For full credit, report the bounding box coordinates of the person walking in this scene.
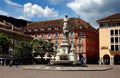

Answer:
[80,57,84,66]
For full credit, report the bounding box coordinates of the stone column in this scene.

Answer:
[99,58,104,65]
[110,57,114,65]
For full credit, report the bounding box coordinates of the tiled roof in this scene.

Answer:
[24,18,97,32]
[0,22,33,41]
[97,13,120,22]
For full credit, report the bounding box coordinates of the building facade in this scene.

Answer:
[24,17,99,64]
[0,20,33,65]
[97,13,120,65]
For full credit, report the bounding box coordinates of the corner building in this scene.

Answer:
[0,20,33,65]
[97,13,120,65]
[24,17,99,64]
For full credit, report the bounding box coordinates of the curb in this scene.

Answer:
[24,66,113,71]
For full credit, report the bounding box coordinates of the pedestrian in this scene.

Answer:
[15,61,19,68]
[0,60,2,65]
[80,57,84,65]
[9,60,13,67]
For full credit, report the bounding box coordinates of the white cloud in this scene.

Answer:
[23,3,58,18]
[0,10,8,15]
[49,0,64,4]
[67,0,120,28]
[4,0,22,7]
[17,16,29,20]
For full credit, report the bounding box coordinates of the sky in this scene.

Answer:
[0,0,120,28]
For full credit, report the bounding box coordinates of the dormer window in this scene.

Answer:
[41,28,45,31]
[34,28,38,32]
[48,27,51,30]
[55,27,59,30]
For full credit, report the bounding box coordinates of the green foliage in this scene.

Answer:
[31,39,54,57]
[0,33,11,54]
[13,41,32,58]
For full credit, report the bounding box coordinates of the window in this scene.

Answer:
[119,37,120,42]
[102,23,108,27]
[55,40,58,44]
[55,32,59,38]
[48,27,51,30]
[111,37,114,43]
[113,23,116,26]
[111,45,114,51]
[41,33,44,39]
[34,34,38,39]
[115,45,118,51]
[34,28,38,32]
[119,29,120,35]
[48,33,52,37]
[41,28,45,31]
[117,23,120,26]
[78,37,82,43]
[110,30,114,35]
[115,37,118,43]
[55,27,59,30]
[108,23,111,26]
[100,24,103,27]
[115,29,118,35]
[78,46,82,53]
[110,29,120,51]
[70,32,74,37]
[80,32,85,36]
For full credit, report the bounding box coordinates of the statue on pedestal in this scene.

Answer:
[63,15,69,40]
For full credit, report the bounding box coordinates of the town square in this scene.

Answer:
[0,0,120,78]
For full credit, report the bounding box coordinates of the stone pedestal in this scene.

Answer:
[69,52,75,61]
[55,40,70,61]
[52,15,76,64]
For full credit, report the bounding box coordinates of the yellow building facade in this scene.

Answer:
[98,13,120,65]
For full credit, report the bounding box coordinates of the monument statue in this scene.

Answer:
[63,15,69,40]
[52,15,76,65]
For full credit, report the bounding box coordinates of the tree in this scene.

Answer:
[12,41,32,64]
[0,33,11,55]
[31,39,54,58]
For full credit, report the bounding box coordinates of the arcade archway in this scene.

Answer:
[114,54,120,65]
[103,54,110,65]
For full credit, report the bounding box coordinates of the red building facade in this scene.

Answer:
[24,17,99,64]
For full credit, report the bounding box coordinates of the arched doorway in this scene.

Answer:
[103,54,110,65]
[114,54,120,65]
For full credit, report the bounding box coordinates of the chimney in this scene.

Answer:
[3,20,6,24]
[27,22,31,26]
[11,25,14,30]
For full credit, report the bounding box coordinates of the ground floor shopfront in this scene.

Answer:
[99,52,120,65]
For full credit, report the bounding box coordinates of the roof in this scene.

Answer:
[97,13,120,22]
[24,18,97,32]
[0,23,33,41]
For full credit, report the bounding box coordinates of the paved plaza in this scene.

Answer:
[0,65,120,78]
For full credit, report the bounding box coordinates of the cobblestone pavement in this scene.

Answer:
[0,65,120,78]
